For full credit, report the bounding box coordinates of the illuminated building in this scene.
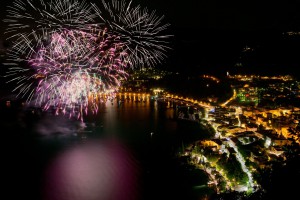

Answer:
[236,85,259,105]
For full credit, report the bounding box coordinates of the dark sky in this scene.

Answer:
[2,0,300,35]
[140,0,300,31]
[139,0,300,76]
[1,0,300,76]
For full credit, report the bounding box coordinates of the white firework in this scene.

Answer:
[91,0,172,68]
[4,0,96,57]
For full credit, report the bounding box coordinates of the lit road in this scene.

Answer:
[227,139,255,190]
[208,122,256,192]
[221,88,236,107]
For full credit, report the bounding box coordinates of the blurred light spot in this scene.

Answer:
[43,139,139,200]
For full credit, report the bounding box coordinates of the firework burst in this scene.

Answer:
[4,0,96,57]
[91,0,172,68]
[6,28,129,119]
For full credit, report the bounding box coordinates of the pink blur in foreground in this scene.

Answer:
[43,139,139,200]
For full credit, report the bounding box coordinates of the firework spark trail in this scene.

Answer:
[37,70,117,121]
[91,0,172,68]
[29,29,129,86]
[29,29,129,119]
[4,0,97,57]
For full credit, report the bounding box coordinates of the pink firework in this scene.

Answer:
[26,29,130,120]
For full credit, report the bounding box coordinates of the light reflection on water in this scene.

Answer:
[1,96,209,200]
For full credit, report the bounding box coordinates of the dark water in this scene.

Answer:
[0,96,212,200]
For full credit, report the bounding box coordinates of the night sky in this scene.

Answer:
[140,0,300,31]
[1,0,300,77]
[142,0,300,77]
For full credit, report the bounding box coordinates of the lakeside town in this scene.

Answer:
[118,68,300,198]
